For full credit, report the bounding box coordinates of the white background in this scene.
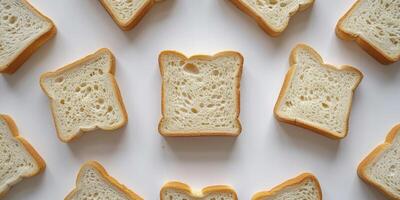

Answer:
[1,0,399,199]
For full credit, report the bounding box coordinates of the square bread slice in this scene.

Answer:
[230,0,314,37]
[0,114,45,197]
[65,161,143,200]
[40,48,128,142]
[0,0,56,74]
[158,51,243,137]
[160,181,237,200]
[252,173,322,200]
[358,124,400,199]
[274,44,363,139]
[99,0,158,31]
[336,0,400,64]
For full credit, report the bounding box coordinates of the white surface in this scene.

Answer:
[0,0,399,199]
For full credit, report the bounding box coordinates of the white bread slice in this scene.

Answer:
[336,0,400,64]
[40,48,128,142]
[358,124,400,199]
[65,161,143,200]
[230,0,314,37]
[0,114,45,197]
[0,0,56,74]
[158,51,243,137]
[252,173,322,200]
[99,0,160,31]
[160,181,237,200]
[274,44,363,139]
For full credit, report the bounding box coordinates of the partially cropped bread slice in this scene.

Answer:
[65,161,143,200]
[158,51,243,137]
[0,0,56,74]
[358,124,400,199]
[0,114,45,197]
[161,181,237,200]
[336,0,400,64]
[230,0,314,37]
[252,173,322,200]
[274,44,363,139]
[40,48,128,142]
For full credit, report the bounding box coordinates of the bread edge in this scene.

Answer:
[158,50,243,137]
[39,48,128,143]
[0,0,57,74]
[65,161,143,200]
[357,123,400,200]
[229,0,314,37]
[336,0,399,65]
[273,43,363,140]
[251,173,322,200]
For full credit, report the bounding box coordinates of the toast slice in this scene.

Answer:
[358,124,400,199]
[40,48,128,142]
[160,181,237,200]
[0,0,56,74]
[158,51,243,137]
[65,161,143,200]
[252,173,322,200]
[274,44,363,139]
[230,0,314,37]
[99,0,159,31]
[0,114,45,197]
[336,0,400,64]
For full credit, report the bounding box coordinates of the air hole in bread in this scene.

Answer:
[183,63,199,74]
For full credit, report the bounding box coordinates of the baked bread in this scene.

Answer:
[158,51,243,137]
[230,0,314,37]
[0,0,56,74]
[274,44,363,139]
[358,124,400,199]
[40,48,128,142]
[65,161,143,200]
[99,0,160,31]
[160,181,237,200]
[336,0,400,64]
[0,114,45,197]
[252,173,322,200]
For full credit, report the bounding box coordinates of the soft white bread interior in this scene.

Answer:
[274,44,363,139]
[160,182,237,200]
[65,161,143,200]
[0,114,45,197]
[336,0,400,64]
[40,48,127,142]
[158,51,243,136]
[0,0,56,73]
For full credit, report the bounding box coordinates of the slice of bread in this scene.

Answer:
[0,0,56,74]
[65,161,143,200]
[358,124,400,199]
[99,0,159,31]
[40,48,128,142]
[230,0,314,37]
[0,114,45,197]
[160,181,237,200]
[274,44,363,139]
[158,51,243,137]
[336,0,400,64]
[252,173,322,200]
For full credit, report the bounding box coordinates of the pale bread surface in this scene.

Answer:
[160,182,237,200]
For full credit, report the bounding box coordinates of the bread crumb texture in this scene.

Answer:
[161,188,235,200]
[103,0,147,23]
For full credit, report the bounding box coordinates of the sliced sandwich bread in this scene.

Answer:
[274,44,363,139]
[230,0,314,37]
[0,114,45,197]
[252,173,322,200]
[158,51,243,136]
[161,181,237,200]
[65,161,143,200]
[40,48,128,142]
[358,124,400,199]
[0,0,56,74]
[336,0,400,64]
